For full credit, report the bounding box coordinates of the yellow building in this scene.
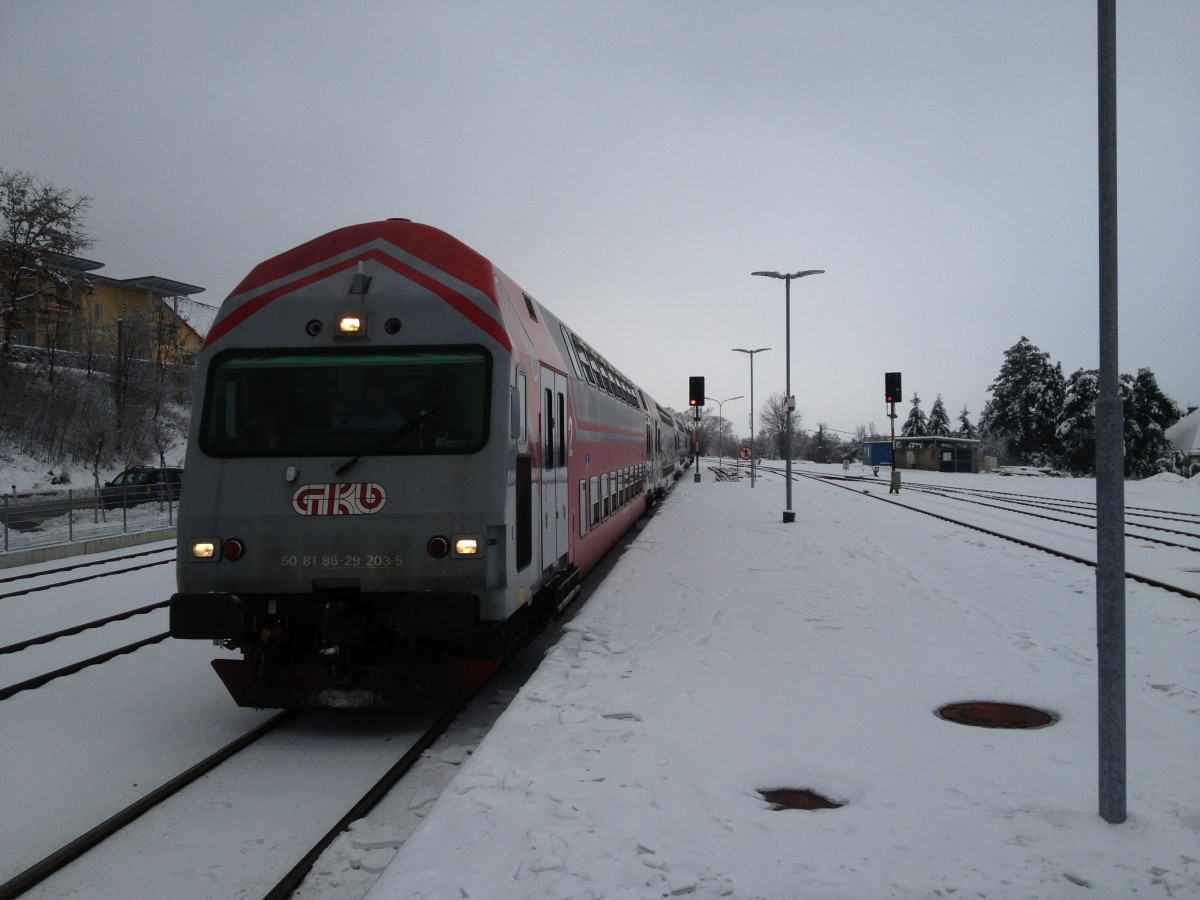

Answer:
[5,248,211,365]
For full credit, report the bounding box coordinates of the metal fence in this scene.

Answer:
[1,486,177,556]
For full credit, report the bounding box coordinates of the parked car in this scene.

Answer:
[101,466,184,510]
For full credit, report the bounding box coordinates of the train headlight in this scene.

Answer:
[191,541,217,560]
[336,315,366,337]
[454,537,479,556]
[427,536,450,558]
[221,538,246,561]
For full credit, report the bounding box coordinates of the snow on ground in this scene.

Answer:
[362,463,1200,900]
[2,458,1197,898]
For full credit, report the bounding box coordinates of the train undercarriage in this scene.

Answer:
[170,567,580,708]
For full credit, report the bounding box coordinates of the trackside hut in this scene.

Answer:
[896,435,979,473]
[864,437,980,473]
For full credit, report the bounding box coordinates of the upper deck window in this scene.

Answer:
[199,347,491,458]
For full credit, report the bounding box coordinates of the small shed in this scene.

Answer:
[862,440,894,467]
[895,436,980,473]
[861,437,980,473]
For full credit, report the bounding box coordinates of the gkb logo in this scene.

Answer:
[291,483,386,516]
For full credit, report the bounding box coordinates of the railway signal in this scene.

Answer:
[885,372,901,404]
[885,372,901,494]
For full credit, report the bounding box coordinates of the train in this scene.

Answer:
[168,219,690,707]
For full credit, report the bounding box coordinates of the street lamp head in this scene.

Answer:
[752,269,825,280]
[732,347,771,354]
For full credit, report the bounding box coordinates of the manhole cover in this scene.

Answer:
[759,787,844,811]
[937,701,1057,729]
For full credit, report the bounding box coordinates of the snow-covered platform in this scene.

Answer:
[366,464,1200,899]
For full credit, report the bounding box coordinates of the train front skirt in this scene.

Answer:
[209,656,505,709]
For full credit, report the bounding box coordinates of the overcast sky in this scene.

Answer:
[3,1,1197,439]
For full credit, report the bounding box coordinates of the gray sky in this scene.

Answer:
[3,1,1197,440]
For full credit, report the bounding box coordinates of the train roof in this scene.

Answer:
[204,220,502,350]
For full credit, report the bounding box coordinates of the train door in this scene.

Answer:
[540,367,569,571]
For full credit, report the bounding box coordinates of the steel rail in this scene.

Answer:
[0,558,172,602]
[0,601,169,655]
[0,632,171,702]
[0,711,296,900]
[0,546,174,585]
[262,701,468,900]
[793,470,1200,602]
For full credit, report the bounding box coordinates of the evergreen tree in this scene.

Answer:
[956,404,977,438]
[927,394,952,437]
[1124,367,1180,478]
[901,392,928,437]
[1053,366,1179,477]
[979,336,1065,464]
[1056,368,1099,474]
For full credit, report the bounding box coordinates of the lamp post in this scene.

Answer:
[732,348,769,487]
[706,394,744,465]
[752,269,825,523]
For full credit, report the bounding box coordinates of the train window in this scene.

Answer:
[544,388,554,471]
[557,392,567,468]
[601,473,610,518]
[198,346,491,458]
[609,470,618,513]
[516,372,527,443]
[590,476,600,526]
[573,339,597,387]
[579,481,587,537]
[561,328,584,381]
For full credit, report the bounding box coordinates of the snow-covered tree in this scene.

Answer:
[979,336,1064,465]
[927,394,951,437]
[1055,368,1099,474]
[901,392,928,437]
[956,405,977,438]
[1124,367,1180,479]
[1054,366,1180,477]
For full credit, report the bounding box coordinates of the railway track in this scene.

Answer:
[0,548,175,702]
[1,516,642,899]
[0,711,294,899]
[787,468,1200,601]
[0,545,174,597]
[1,672,479,899]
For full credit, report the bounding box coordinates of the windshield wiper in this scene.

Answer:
[332,406,441,476]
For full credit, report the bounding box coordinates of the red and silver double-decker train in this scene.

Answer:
[169,219,688,707]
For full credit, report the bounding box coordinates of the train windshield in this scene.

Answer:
[199,347,491,457]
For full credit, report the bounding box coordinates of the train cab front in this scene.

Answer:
[170,340,511,708]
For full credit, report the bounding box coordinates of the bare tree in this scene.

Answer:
[0,169,93,358]
[758,393,803,459]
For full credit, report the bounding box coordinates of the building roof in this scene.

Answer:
[1165,407,1200,454]
[111,275,205,296]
